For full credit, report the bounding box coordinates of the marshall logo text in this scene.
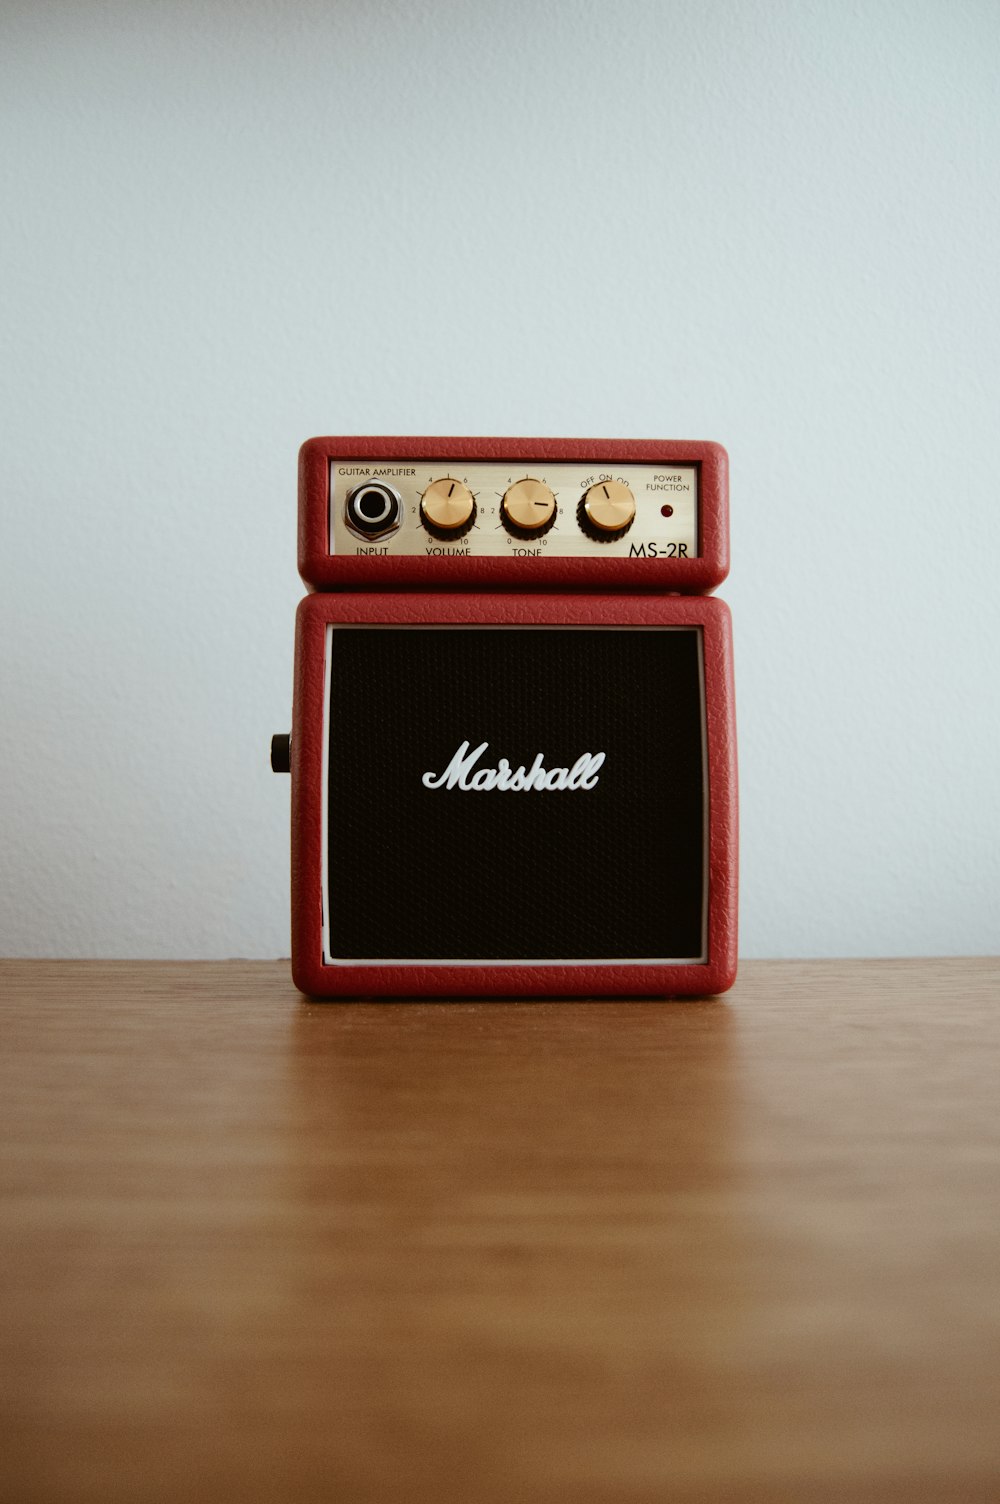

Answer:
[422,741,606,792]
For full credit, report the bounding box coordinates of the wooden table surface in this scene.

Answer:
[2,958,999,1504]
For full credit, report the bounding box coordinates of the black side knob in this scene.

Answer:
[271,734,291,773]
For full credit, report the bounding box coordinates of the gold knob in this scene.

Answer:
[421,477,475,538]
[580,480,636,538]
[501,478,557,535]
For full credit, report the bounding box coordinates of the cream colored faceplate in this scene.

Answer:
[329,460,698,558]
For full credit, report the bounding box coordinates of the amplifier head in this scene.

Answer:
[298,436,729,593]
[278,591,737,998]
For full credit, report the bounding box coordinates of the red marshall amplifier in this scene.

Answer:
[276,588,737,999]
[298,435,729,594]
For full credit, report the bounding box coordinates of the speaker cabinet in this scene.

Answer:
[287,591,737,997]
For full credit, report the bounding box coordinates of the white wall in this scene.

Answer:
[2,0,998,961]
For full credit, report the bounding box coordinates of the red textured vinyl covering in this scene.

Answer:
[290,591,737,998]
[298,436,729,593]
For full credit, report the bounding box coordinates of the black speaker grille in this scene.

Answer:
[326,627,705,961]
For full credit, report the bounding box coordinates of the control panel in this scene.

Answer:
[329,460,698,559]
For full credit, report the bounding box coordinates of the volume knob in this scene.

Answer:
[421,477,476,539]
[578,480,636,541]
[501,478,557,537]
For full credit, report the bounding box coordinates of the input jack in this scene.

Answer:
[345,481,403,540]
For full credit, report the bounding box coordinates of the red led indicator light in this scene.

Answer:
[660,504,674,518]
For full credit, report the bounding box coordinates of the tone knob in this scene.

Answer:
[578,480,636,541]
[420,477,476,540]
[501,478,557,537]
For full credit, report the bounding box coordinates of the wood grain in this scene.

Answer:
[2,958,999,1503]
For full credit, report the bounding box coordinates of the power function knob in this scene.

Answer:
[501,478,557,538]
[578,480,636,541]
[420,477,476,540]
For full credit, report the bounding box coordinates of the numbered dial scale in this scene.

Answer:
[328,460,697,558]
